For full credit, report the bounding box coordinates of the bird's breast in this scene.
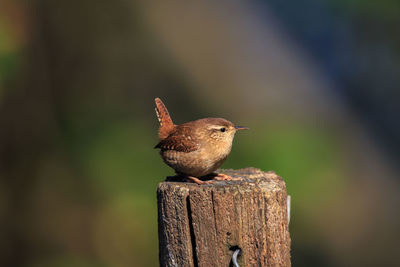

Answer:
[160,142,231,177]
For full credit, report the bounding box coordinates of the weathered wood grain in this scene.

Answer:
[157,168,291,267]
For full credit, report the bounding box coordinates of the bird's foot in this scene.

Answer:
[184,173,241,185]
[185,176,213,185]
[213,173,232,181]
[213,173,241,181]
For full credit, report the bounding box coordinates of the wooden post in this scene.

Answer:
[157,168,291,267]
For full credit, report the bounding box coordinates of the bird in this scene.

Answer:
[154,97,248,184]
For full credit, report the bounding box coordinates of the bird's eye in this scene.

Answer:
[220,128,226,132]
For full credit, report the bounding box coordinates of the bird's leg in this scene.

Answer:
[183,173,240,184]
[185,176,213,185]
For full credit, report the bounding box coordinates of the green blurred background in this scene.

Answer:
[1,0,399,266]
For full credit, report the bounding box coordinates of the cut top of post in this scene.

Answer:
[162,167,286,191]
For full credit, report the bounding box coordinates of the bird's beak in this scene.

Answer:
[234,126,249,131]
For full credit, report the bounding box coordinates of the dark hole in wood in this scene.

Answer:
[229,245,241,267]
[230,245,240,251]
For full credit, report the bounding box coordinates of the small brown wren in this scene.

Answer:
[154,98,248,184]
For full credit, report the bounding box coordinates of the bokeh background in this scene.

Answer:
[1,0,399,266]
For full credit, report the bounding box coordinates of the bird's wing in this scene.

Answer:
[154,126,199,152]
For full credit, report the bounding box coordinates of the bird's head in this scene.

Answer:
[199,118,248,144]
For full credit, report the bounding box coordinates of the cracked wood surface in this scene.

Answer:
[157,168,291,267]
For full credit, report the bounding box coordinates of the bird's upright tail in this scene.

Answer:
[155,98,175,139]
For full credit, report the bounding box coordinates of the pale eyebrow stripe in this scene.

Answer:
[208,125,224,130]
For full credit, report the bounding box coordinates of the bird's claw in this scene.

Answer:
[186,176,213,185]
[214,173,241,181]
[213,173,233,181]
[185,173,240,185]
